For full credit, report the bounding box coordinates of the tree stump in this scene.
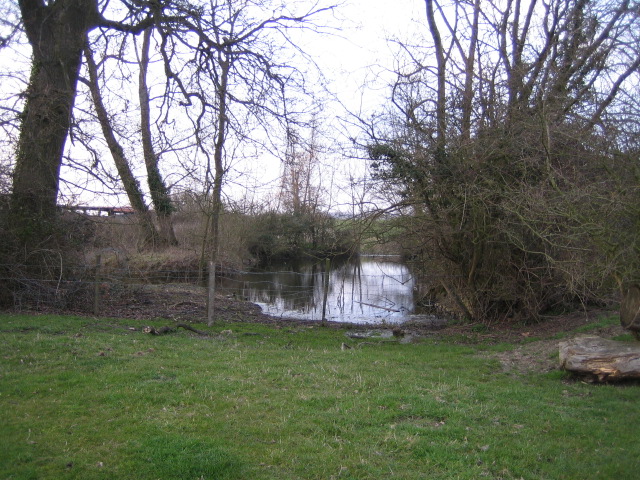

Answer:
[620,284,640,340]
[559,335,640,382]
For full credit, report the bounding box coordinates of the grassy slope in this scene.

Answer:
[0,314,638,480]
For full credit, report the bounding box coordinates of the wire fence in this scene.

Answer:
[1,257,454,324]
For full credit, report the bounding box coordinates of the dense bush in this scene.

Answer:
[245,211,356,263]
[370,122,640,323]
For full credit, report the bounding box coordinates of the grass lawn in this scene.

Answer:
[1,314,638,479]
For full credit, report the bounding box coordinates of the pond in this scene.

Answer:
[218,256,444,325]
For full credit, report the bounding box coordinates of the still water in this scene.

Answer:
[220,256,435,325]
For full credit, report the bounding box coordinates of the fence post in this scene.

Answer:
[93,254,101,316]
[207,261,216,326]
[321,257,330,326]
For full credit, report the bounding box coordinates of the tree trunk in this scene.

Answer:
[138,26,178,247]
[205,44,231,320]
[460,0,480,142]
[559,335,640,382]
[11,0,99,245]
[424,0,446,159]
[84,42,160,246]
[620,285,640,340]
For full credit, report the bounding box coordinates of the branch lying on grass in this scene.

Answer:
[143,323,210,336]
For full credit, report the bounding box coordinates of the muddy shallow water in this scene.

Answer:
[218,256,440,325]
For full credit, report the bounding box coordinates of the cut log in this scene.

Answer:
[559,335,640,382]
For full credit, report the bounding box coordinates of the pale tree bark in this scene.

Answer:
[461,0,480,142]
[83,42,160,246]
[559,336,640,382]
[433,0,480,141]
[280,121,324,217]
[138,26,178,247]
[424,0,446,158]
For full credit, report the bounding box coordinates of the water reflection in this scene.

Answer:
[219,256,422,324]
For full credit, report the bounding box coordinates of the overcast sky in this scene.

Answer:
[314,0,425,114]
[155,0,429,212]
[99,0,427,210]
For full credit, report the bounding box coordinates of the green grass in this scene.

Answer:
[1,314,638,479]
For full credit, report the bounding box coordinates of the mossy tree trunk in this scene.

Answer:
[11,0,99,246]
[138,26,178,247]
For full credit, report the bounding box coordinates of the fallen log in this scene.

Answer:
[559,335,640,382]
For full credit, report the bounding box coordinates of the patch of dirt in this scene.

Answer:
[376,309,628,375]
[95,283,357,329]
[96,283,269,324]
[462,311,628,375]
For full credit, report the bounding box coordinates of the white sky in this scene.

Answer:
[318,0,424,113]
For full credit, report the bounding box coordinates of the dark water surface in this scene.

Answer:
[220,256,440,325]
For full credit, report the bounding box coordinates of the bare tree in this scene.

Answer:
[83,41,160,246]
[137,26,178,246]
[182,1,336,322]
[424,0,446,155]
[10,0,152,247]
[280,123,324,218]
[368,0,640,322]
[9,0,335,246]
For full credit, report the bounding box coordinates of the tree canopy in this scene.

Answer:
[3,0,335,248]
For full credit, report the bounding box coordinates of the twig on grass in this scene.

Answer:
[143,323,210,336]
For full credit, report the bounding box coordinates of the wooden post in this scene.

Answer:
[207,261,216,326]
[93,254,101,316]
[321,257,330,326]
